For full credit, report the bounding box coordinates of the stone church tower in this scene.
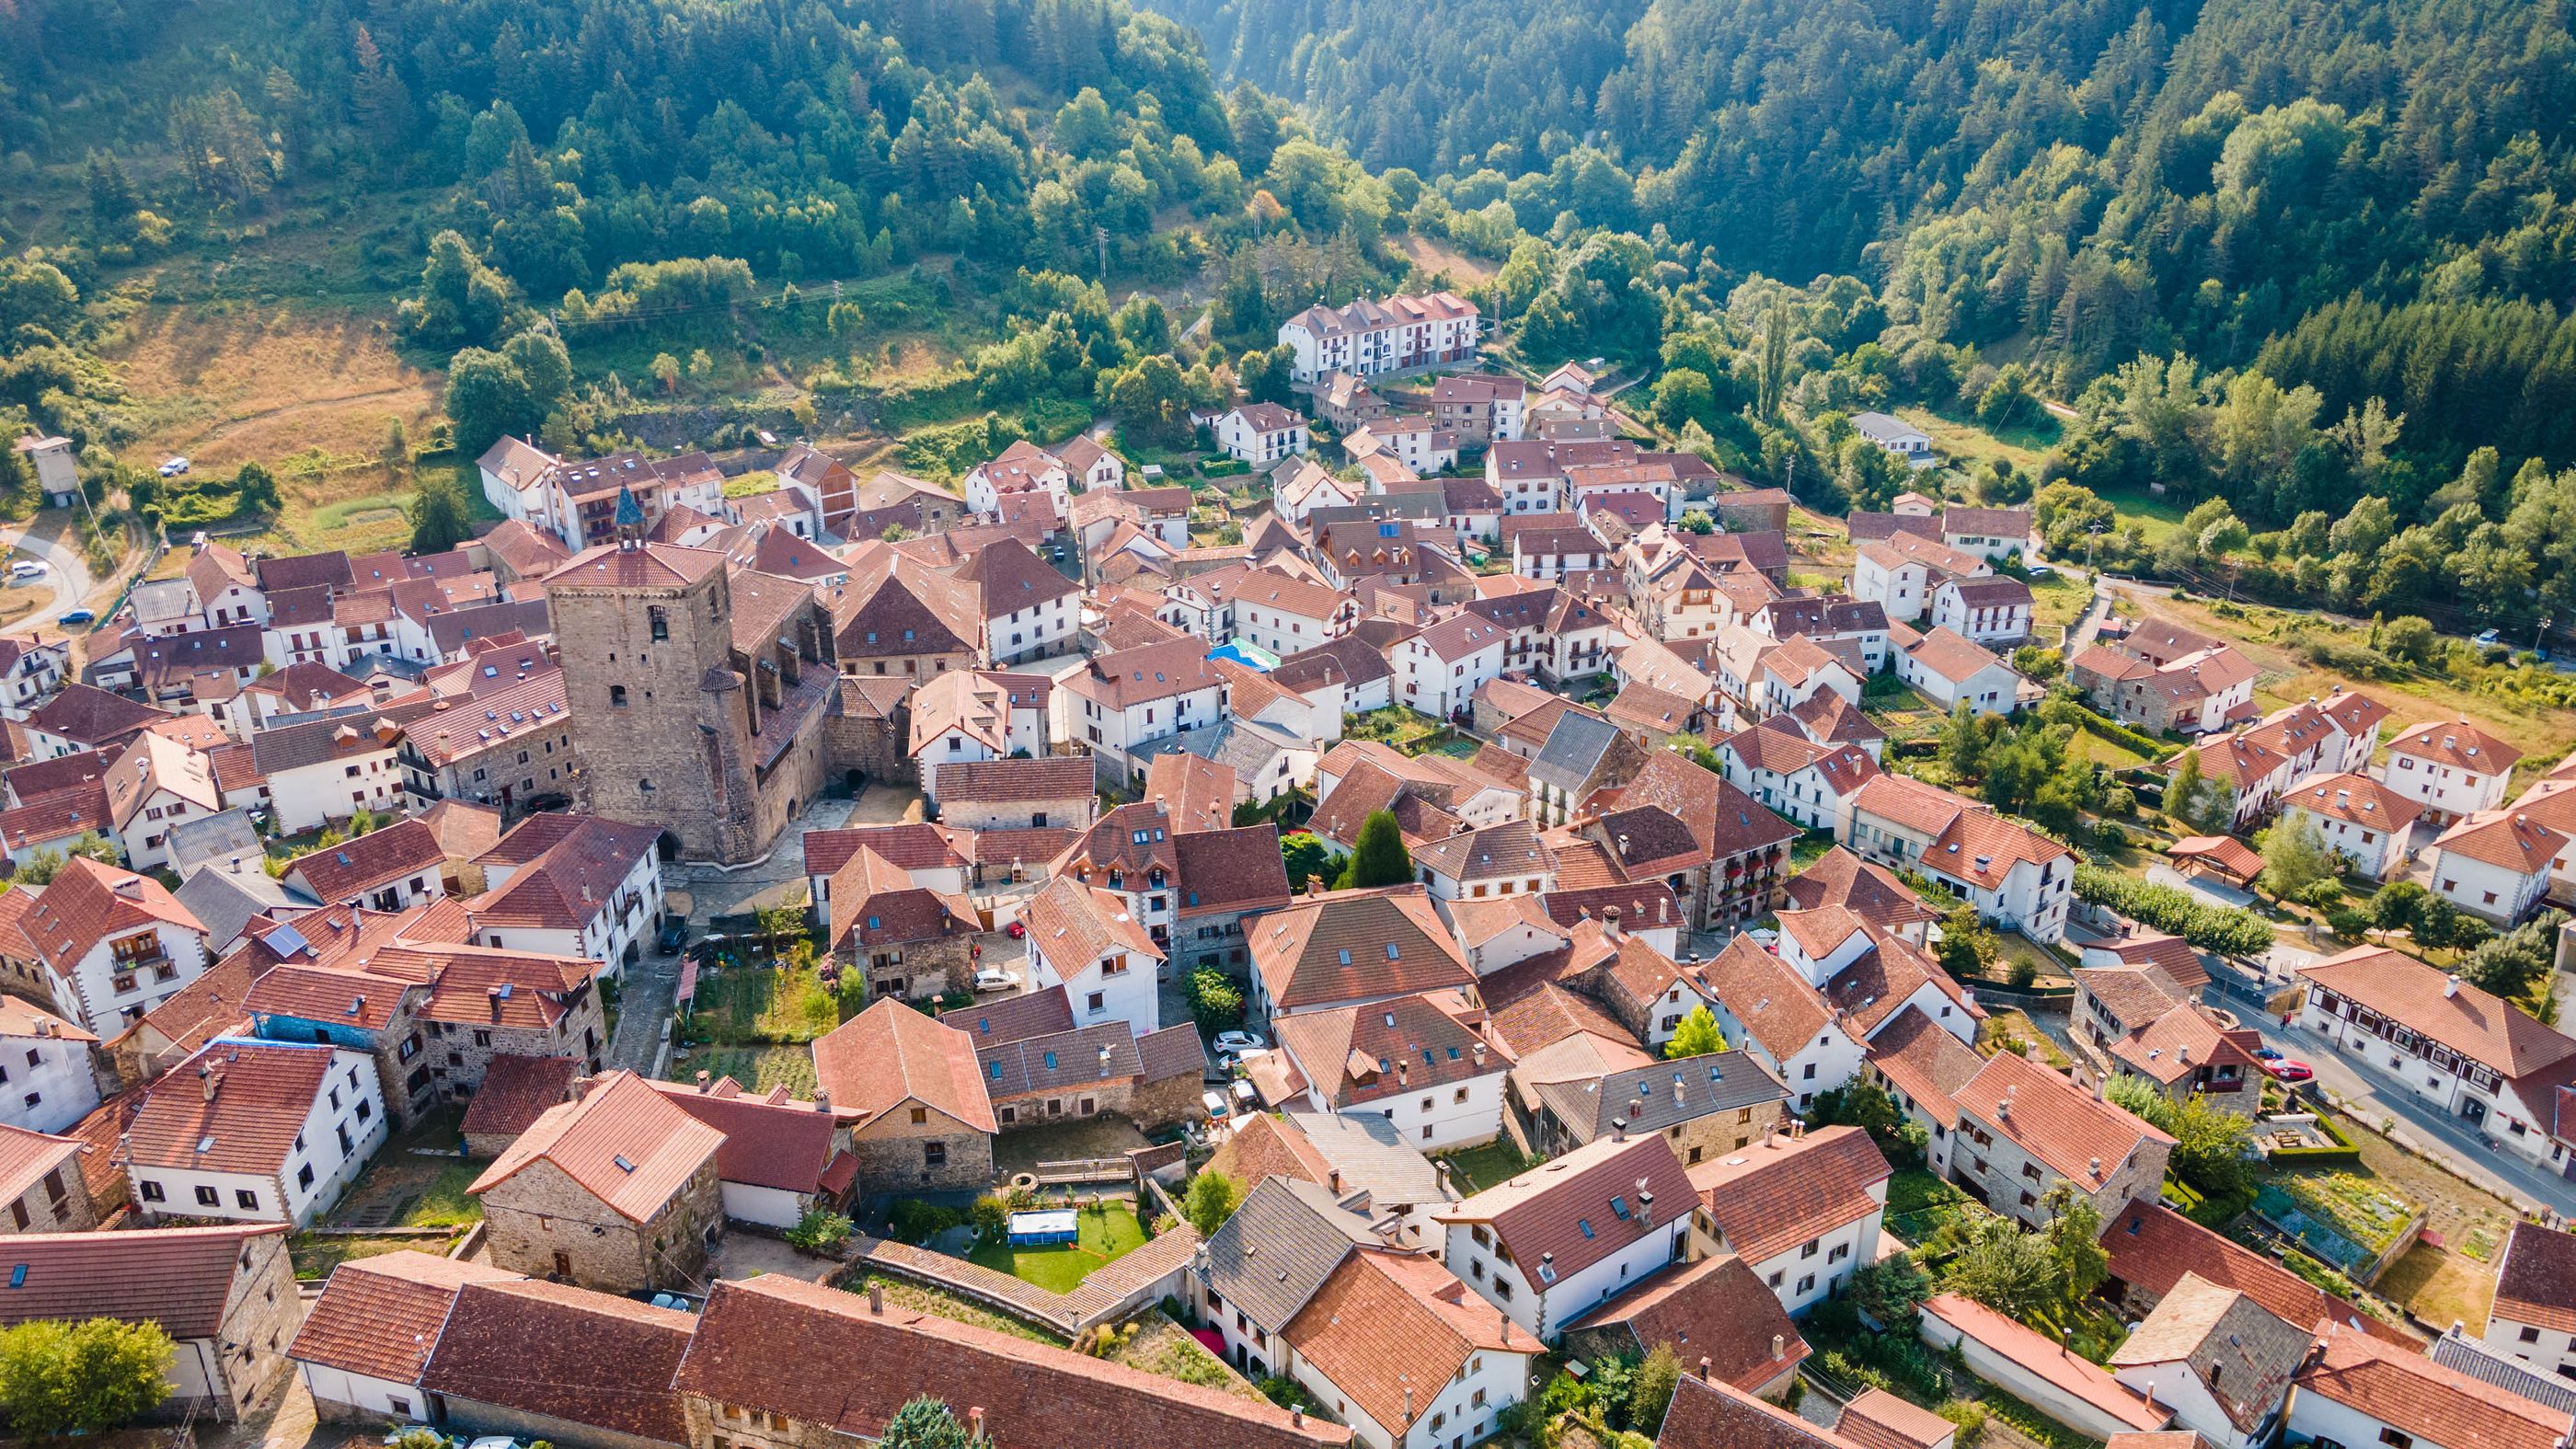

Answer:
[544,488,836,863]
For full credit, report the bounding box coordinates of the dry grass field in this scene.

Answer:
[99,304,441,473]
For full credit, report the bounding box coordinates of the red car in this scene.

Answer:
[2261,1057,2315,1083]
[1005,920,1026,938]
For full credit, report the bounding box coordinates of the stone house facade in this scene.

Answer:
[478,1150,720,1293]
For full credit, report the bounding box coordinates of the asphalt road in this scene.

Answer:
[2202,959,2576,1218]
[0,509,98,636]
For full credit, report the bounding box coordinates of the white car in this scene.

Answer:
[1202,1088,1232,1119]
[8,559,44,581]
[972,968,1020,994]
[1212,1029,1266,1056]
[157,456,190,477]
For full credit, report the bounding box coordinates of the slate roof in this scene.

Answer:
[1537,1051,1788,1146]
[2109,1272,2310,1433]
[1197,1175,1381,1330]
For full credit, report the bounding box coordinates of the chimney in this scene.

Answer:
[1699,1355,1715,1381]
[1471,1041,1488,1066]
[1403,1386,1414,1423]
[1328,1169,1343,1195]
[1672,1073,1685,1104]
[1772,1334,1786,1361]
[2088,1156,2103,1179]
[2444,975,2460,997]
[488,986,504,1022]
[813,1090,832,1113]
[1604,906,1623,940]
[868,1282,885,1314]
[1293,1409,1305,1429]
[1628,1097,1645,1124]
[967,1408,985,1443]
[696,1070,712,1091]
[1307,876,1325,898]
[1611,1115,1627,1143]
[200,1064,219,1101]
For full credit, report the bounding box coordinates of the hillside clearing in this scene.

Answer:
[99,303,441,473]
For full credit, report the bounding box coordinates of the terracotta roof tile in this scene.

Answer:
[1558,1253,1807,1392]
[420,1279,695,1443]
[2489,1219,2576,1336]
[0,1223,286,1335]
[289,1249,519,1384]
[122,1039,351,1177]
[675,1273,1350,1447]
[2297,1321,2571,1449]
[2085,1246,2341,1360]
[811,998,996,1133]
[1283,1251,1526,1434]
[1251,885,1475,1012]
[2297,947,2576,1080]
[467,1069,721,1222]
[1658,1372,1869,1449]
[1954,1052,2172,1190]
[457,1052,578,1144]
[1433,1133,1692,1284]
[1687,1126,1892,1263]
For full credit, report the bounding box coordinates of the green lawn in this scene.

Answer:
[668,1042,820,1097]
[405,1161,484,1227]
[289,1232,452,1281]
[1893,405,2063,477]
[1433,1140,1536,1195]
[2030,571,2092,633]
[2094,481,2190,547]
[967,1202,1147,1294]
[2069,727,2156,771]
[845,1274,1067,1346]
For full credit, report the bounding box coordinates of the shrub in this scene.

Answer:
[1938,1400,1990,1447]
[2073,866,2273,955]
[786,1208,854,1254]
[971,1193,1009,1236]
[888,1200,961,1244]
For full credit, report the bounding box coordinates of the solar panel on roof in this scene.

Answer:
[262,923,313,957]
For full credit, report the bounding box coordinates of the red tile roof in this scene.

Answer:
[2297,1321,2571,1449]
[2492,1220,2576,1336]
[674,1273,1351,1448]
[811,998,997,1134]
[1922,1294,2170,1432]
[2297,947,2576,1080]
[1433,1132,1693,1285]
[420,1279,696,1443]
[1250,884,1476,1012]
[1839,1388,1962,1449]
[1558,1253,1807,1393]
[647,1075,857,1195]
[468,1069,722,1222]
[1282,1251,1526,1434]
[457,1052,579,1144]
[1686,1126,1892,1263]
[1953,1052,2173,1192]
[284,820,446,903]
[122,1040,351,1176]
[288,1249,520,1384]
[17,856,203,972]
[0,1223,287,1334]
[1657,1372,1868,1449]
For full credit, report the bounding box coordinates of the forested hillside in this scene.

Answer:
[1153,0,2576,463]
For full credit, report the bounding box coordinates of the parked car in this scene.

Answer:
[972,967,1020,993]
[657,919,688,954]
[1212,1029,1266,1057]
[2476,628,2503,648]
[9,559,45,581]
[157,455,190,477]
[1005,919,1026,938]
[56,608,92,626]
[2260,1057,2315,1082]
[1202,1088,1233,1119]
[2253,1045,2283,1062]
